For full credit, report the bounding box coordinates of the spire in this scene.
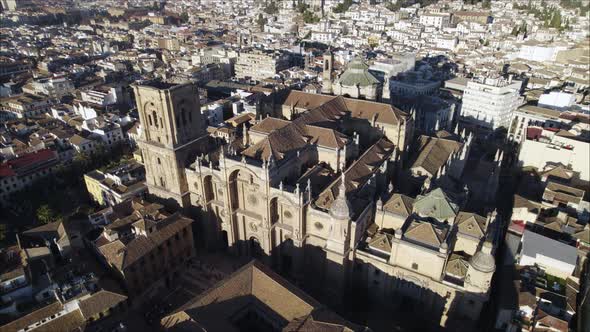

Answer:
[454,123,459,135]
[494,149,500,162]
[341,144,347,170]
[434,118,440,132]
[330,172,351,220]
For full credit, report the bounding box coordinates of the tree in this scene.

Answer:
[333,0,353,13]
[549,10,562,29]
[36,205,61,225]
[302,10,320,23]
[482,0,491,9]
[296,0,308,13]
[180,12,189,23]
[256,13,267,29]
[264,1,279,14]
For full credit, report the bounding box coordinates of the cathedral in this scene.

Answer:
[134,81,496,330]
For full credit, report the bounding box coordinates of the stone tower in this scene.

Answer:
[321,48,334,95]
[133,81,207,209]
[324,172,352,307]
[465,241,495,294]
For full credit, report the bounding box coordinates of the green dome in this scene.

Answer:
[337,57,380,87]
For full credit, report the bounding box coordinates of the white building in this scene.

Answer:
[234,49,290,82]
[461,77,524,130]
[419,12,451,29]
[22,76,74,98]
[517,41,568,63]
[80,85,121,106]
[518,127,590,181]
[518,230,577,279]
[538,91,576,111]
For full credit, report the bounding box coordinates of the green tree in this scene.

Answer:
[302,10,320,23]
[36,204,61,224]
[482,0,491,9]
[180,12,189,23]
[256,13,267,29]
[550,10,562,28]
[333,0,353,13]
[264,1,279,14]
[296,0,308,13]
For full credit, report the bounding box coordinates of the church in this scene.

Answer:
[133,80,496,330]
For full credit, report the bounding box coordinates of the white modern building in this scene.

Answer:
[518,230,577,279]
[461,77,524,130]
[538,91,576,111]
[518,127,590,181]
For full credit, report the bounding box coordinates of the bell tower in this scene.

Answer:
[133,81,207,209]
[322,48,334,95]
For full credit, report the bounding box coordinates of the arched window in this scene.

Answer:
[182,110,187,126]
[157,157,161,165]
[152,111,158,127]
[189,111,192,122]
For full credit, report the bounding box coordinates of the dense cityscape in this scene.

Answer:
[0,0,589,331]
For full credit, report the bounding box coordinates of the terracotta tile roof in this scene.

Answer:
[78,290,127,319]
[99,214,192,270]
[534,309,568,332]
[455,212,487,239]
[0,301,64,332]
[513,194,543,212]
[225,112,255,127]
[283,312,356,331]
[281,91,407,126]
[22,220,63,235]
[344,98,404,126]
[0,149,57,178]
[367,232,393,253]
[403,218,449,249]
[540,165,574,181]
[30,309,85,332]
[304,125,348,149]
[245,92,402,161]
[383,193,414,217]
[69,134,87,146]
[411,135,463,176]
[161,260,363,332]
[445,254,469,279]
[242,122,308,161]
[573,229,589,244]
[283,90,334,110]
[543,181,584,205]
[315,138,395,216]
[250,117,291,134]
